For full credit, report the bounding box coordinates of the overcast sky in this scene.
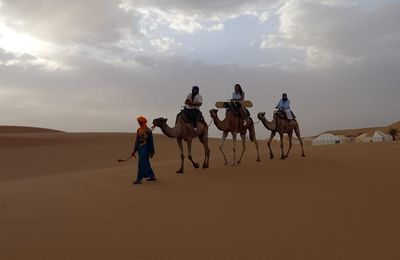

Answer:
[0,0,399,137]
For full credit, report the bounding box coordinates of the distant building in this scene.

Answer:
[355,133,372,143]
[371,130,392,142]
[312,133,341,145]
[336,135,350,144]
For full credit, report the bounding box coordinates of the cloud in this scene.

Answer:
[135,7,205,34]
[121,0,280,18]
[0,0,140,70]
[258,11,270,23]
[121,0,280,34]
[150,37,180,52]
[261,0,400,68]
[0,20,70,70]
[128,7,225,34]
[0,0,277,67]
[0,48,17,63]
[0,0,137,44]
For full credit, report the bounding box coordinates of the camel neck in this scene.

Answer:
[212,113,229,131]
[160,119,182,138]
[261,116,276,131]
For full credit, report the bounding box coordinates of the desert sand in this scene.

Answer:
[1,129,400,260]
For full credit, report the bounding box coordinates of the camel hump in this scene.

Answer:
[215,100,253,109]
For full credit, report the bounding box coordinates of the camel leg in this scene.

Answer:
[237,133,246,164]
[232,132,238,166]
[295,127,306,157]
[187,139,200,169]
[254,139,261,162]
[206,137,211,167]
[285,131,293,158]
[205,138,211,168]
[199,134,210,169]
[176,138,184,173]
[219,132,229,165]
[251,129,261,162]
[279,133,285,160]
[267,131,276,159]
[247,123,261,162]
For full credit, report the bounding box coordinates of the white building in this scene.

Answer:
[312,133,341,145]
[336,135,350,144]
[355,133,372,143]
[372,130,392,142]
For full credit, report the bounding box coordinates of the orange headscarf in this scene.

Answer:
[137,116,148,135]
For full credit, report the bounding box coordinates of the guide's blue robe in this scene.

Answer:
[133,128,155,181]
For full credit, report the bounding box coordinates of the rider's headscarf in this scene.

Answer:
[137,116,148,135]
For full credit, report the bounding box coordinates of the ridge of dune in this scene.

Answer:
[386,121,400,130]
[322,119,400,137]
[0,125,64,134]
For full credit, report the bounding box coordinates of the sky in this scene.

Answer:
[0,0,399,137]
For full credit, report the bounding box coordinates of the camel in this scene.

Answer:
[257,111,306,160]
[209,106,261,165]
[152,112,210,173]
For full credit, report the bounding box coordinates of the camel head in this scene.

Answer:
[257,112,266,120]
[152,117,168,128]
[209,109,218,118]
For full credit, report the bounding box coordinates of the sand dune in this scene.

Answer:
[324,120,400,137]
[0,132,217,182]
[0,131,399,260]
[0,126,64,134]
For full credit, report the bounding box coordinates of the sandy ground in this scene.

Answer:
[1,131,400,260]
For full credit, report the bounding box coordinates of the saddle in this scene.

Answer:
[222,101,251,115]
[274,110,296,120]
[223,102,254,129]
[223,101,241,114]
[177,108,205,126]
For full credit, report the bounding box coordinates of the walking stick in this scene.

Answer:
[117,155,133,163]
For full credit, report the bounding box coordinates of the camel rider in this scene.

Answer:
[185,86,203,130]
[232,83,251,127]
[275,93,294,120]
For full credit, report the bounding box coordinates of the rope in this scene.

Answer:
[208,119,213,127]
